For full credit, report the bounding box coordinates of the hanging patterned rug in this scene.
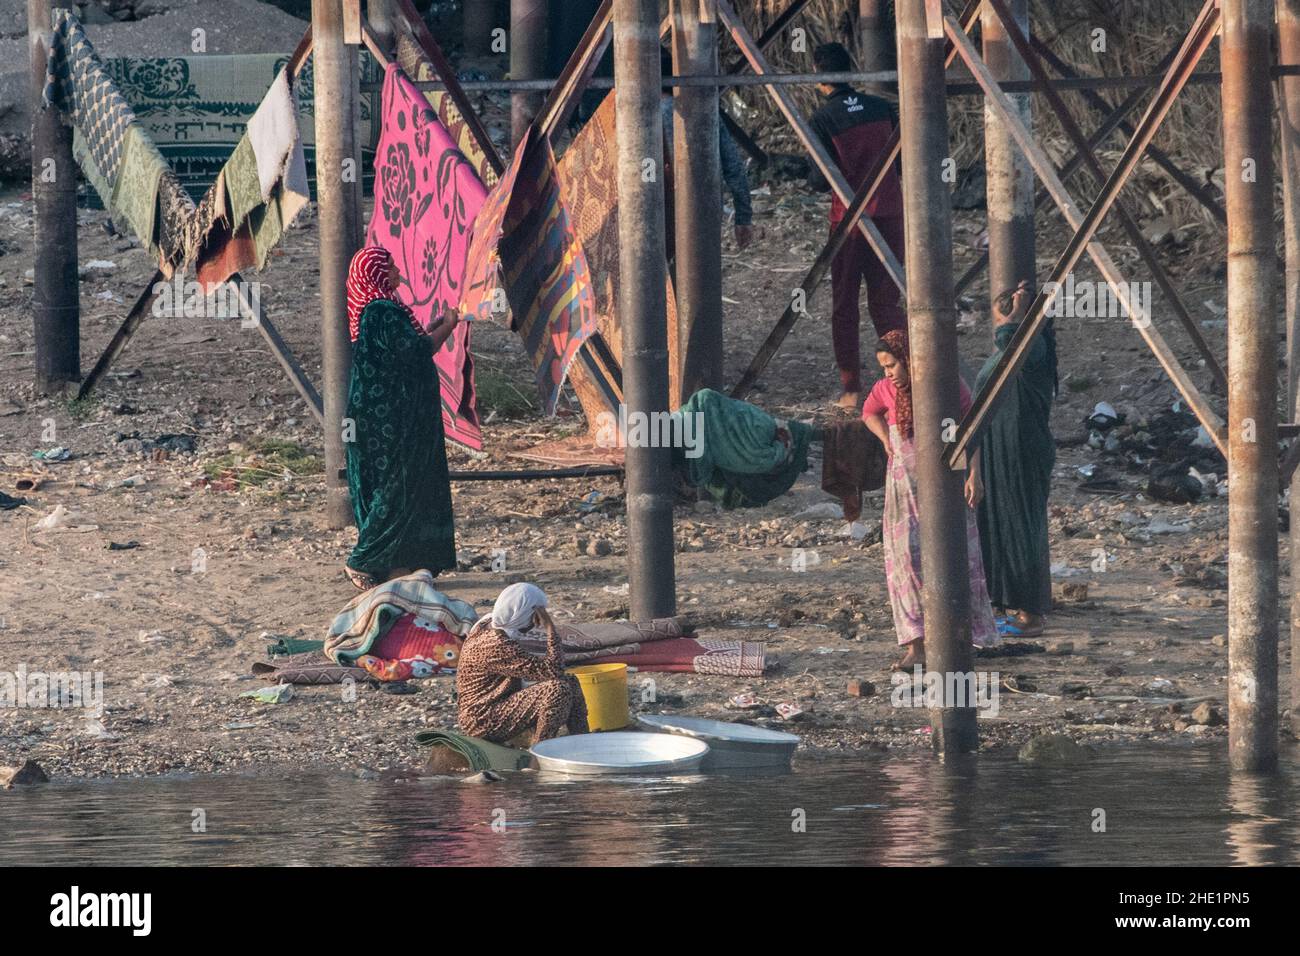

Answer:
[366,62,488,450]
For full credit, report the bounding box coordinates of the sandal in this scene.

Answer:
[345,566,379,591]
[997,619,1044,638]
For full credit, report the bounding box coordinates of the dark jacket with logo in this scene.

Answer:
[808,85,903,223]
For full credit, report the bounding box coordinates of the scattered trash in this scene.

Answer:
[775,702,805,721]
[114,432,198,454]
[223,722,259,731]
[1191,426,1215,449]
[728,693,763,710]
[106,540,140,551]
[137,630,167,644]
[32,446,71,462]
[79,718,118,740]
[1145,517,1192,534]
[34,505,98,532]
[602,583,629,595]
[240,684,295,704]
[1085,402,1123,431]
[1050,562,1083,577]
[78,259,117,275]
[1146,468,1202,504]
[837,521,871,541]
[846,679,875,698]
[0,491,25,511]
[1188,467,1219,497]
[116,474,146,489]
[1148,678,1175,693]
[794,502,843,520]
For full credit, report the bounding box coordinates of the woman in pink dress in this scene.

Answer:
[861,330,998,670]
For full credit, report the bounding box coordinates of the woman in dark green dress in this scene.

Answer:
[344,246,459,591]
[975,282,1058,637]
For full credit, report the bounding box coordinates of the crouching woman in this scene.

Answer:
[456,583,589,746]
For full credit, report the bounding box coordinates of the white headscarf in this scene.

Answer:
[489,582,548,640]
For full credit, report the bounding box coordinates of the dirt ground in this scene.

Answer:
[1,131,1296,779]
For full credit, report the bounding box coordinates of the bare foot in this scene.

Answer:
[1000,611,1044,637]
[892,640,926,671]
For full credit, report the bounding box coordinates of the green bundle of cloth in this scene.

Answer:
[672,388,813,509]
[415,730,532,773]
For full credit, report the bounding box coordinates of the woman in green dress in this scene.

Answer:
[343,246,459,591]
[975,281,1058,637]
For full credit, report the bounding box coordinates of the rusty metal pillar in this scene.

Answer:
[896,0,977,752]
[313,0,360,529]
[981,0,1034,316]
[672,0,723,396]
[614,0,677,620]
[510,0,548,146]
[1221,0,1279,770]
[1280,0,1300,740]
[859,0,888,67]
[28,0,79,393]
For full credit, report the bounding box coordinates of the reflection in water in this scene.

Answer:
[0,743,1296,866]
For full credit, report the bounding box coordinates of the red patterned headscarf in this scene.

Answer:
[346,246,403,343]
[876,329,913,438]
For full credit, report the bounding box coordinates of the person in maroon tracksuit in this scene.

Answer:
[807,42,906,411]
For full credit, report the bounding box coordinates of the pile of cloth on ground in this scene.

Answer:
[671,388,813,509]
[322,571,478,683]
[516,615,767,677]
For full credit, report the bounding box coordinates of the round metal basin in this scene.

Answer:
[531,731,709,775]
[636,715,799,768]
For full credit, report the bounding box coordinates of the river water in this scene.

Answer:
[2,742,1296,865]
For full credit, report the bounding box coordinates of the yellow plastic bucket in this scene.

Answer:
[566,663,631,731]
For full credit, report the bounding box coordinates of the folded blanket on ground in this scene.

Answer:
[514,616,765,676]
[514,617,689,661]
[673,388,813,509]
[595,637,767,677]
[252,650,374,685]
[415,729,532,772]
[325,571,478,664]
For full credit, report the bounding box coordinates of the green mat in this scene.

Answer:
[266,636,326,658]
[415,729,532,772]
